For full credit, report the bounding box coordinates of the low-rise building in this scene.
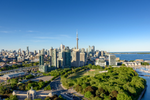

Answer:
[123,62,141,66]
[95,58,106,67]
[135,59,144,62]
[0,72,27,80]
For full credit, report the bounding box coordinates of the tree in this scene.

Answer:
[44,85,51,90]
[6,95,18,100]
[117,93,132,100]
[85,91,92,98]
[10,78,18,85]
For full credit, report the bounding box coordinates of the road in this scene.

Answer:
[16,76,82,100]
[49,77,81,100]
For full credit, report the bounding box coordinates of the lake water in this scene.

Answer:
[114,54,150,61]
[136,69,150,100]
[114,54,150,100]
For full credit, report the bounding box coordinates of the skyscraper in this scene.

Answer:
[80,48,87,66]
[39,49,48,72]
[71,49,80,67]
[26,46,29,55]
[64,47,71,68]
[51,49,57,67]
[109,55,116,66]
[92,46,95,55]
[76,32,79,49]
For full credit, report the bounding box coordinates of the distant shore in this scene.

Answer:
[110,52,150,54]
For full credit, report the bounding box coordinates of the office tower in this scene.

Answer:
[47,50,50,56]
[39,49,47,72]
[101,51,104,56]
[34,50,36,55]
[38,50,41,55]
[86,48,89,58]
[71,49,80,67]
[80,48,87,66]
[49,47,53,56]
[51,49,57,67]
[109,55,116,65]
[76,32,79,49]
[22,50,25,56]
[64,47,71,68]
[41,49,45,55]
[26,46,29,55]
[18,49,21,54]
[89,46,91,52]
[92,46,95,54]
[60,44,63,52]
[39,49,44,65]
[57,50,65,68]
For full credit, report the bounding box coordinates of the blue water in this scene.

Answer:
[115,54,150,100]
[136,69,150,100]
[114,54,150,61]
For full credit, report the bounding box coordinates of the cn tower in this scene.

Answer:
[76,31,79,49]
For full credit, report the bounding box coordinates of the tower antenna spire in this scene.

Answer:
[76,31,79,49]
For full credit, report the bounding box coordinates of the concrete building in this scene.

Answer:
[123,62,141,66]
[26,46,29,55]
[51,49,57,67]
[39,49,48,72]
[57,47,71,68]
[95,58,106,67]
[17,55,24,62]
[0,72,27,80]
[71,49,80,67]
[80,48,87,66]
[109,55,116,65]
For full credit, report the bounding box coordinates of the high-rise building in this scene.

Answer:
[64,47,71,68]
[39,49,48,72]
[101,51,104,56]
[109,55,116,65]
[92,46,95,55]
[51,49,57,67]
[26,46,29,55]
[49,47,53,56]
[60,44,64,52]
[34,50,36,55]
[80,48,87,66]
[89,46,92,53]
[71,49,80,67]
[38,50,41,55]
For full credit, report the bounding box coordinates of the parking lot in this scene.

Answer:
[29,76,54,82]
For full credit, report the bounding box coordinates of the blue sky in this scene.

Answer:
[0,0,150,52]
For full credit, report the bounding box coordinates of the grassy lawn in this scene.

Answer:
[83,69,102,76]
[68,69,87,80]
[68,69,104,80]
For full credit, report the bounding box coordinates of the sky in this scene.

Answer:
[0,0,150,52]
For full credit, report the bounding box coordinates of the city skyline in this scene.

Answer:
[0,0,150,52]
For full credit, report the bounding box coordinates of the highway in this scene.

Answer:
[49,77,81,100]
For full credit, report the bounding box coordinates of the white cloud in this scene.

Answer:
[30,40,48,42]
[27,30,38,32]
[34,37,60,39]
[0,31,10,33]
[60,35,71,38]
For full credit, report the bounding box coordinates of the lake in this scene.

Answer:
[114,54,150,61]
